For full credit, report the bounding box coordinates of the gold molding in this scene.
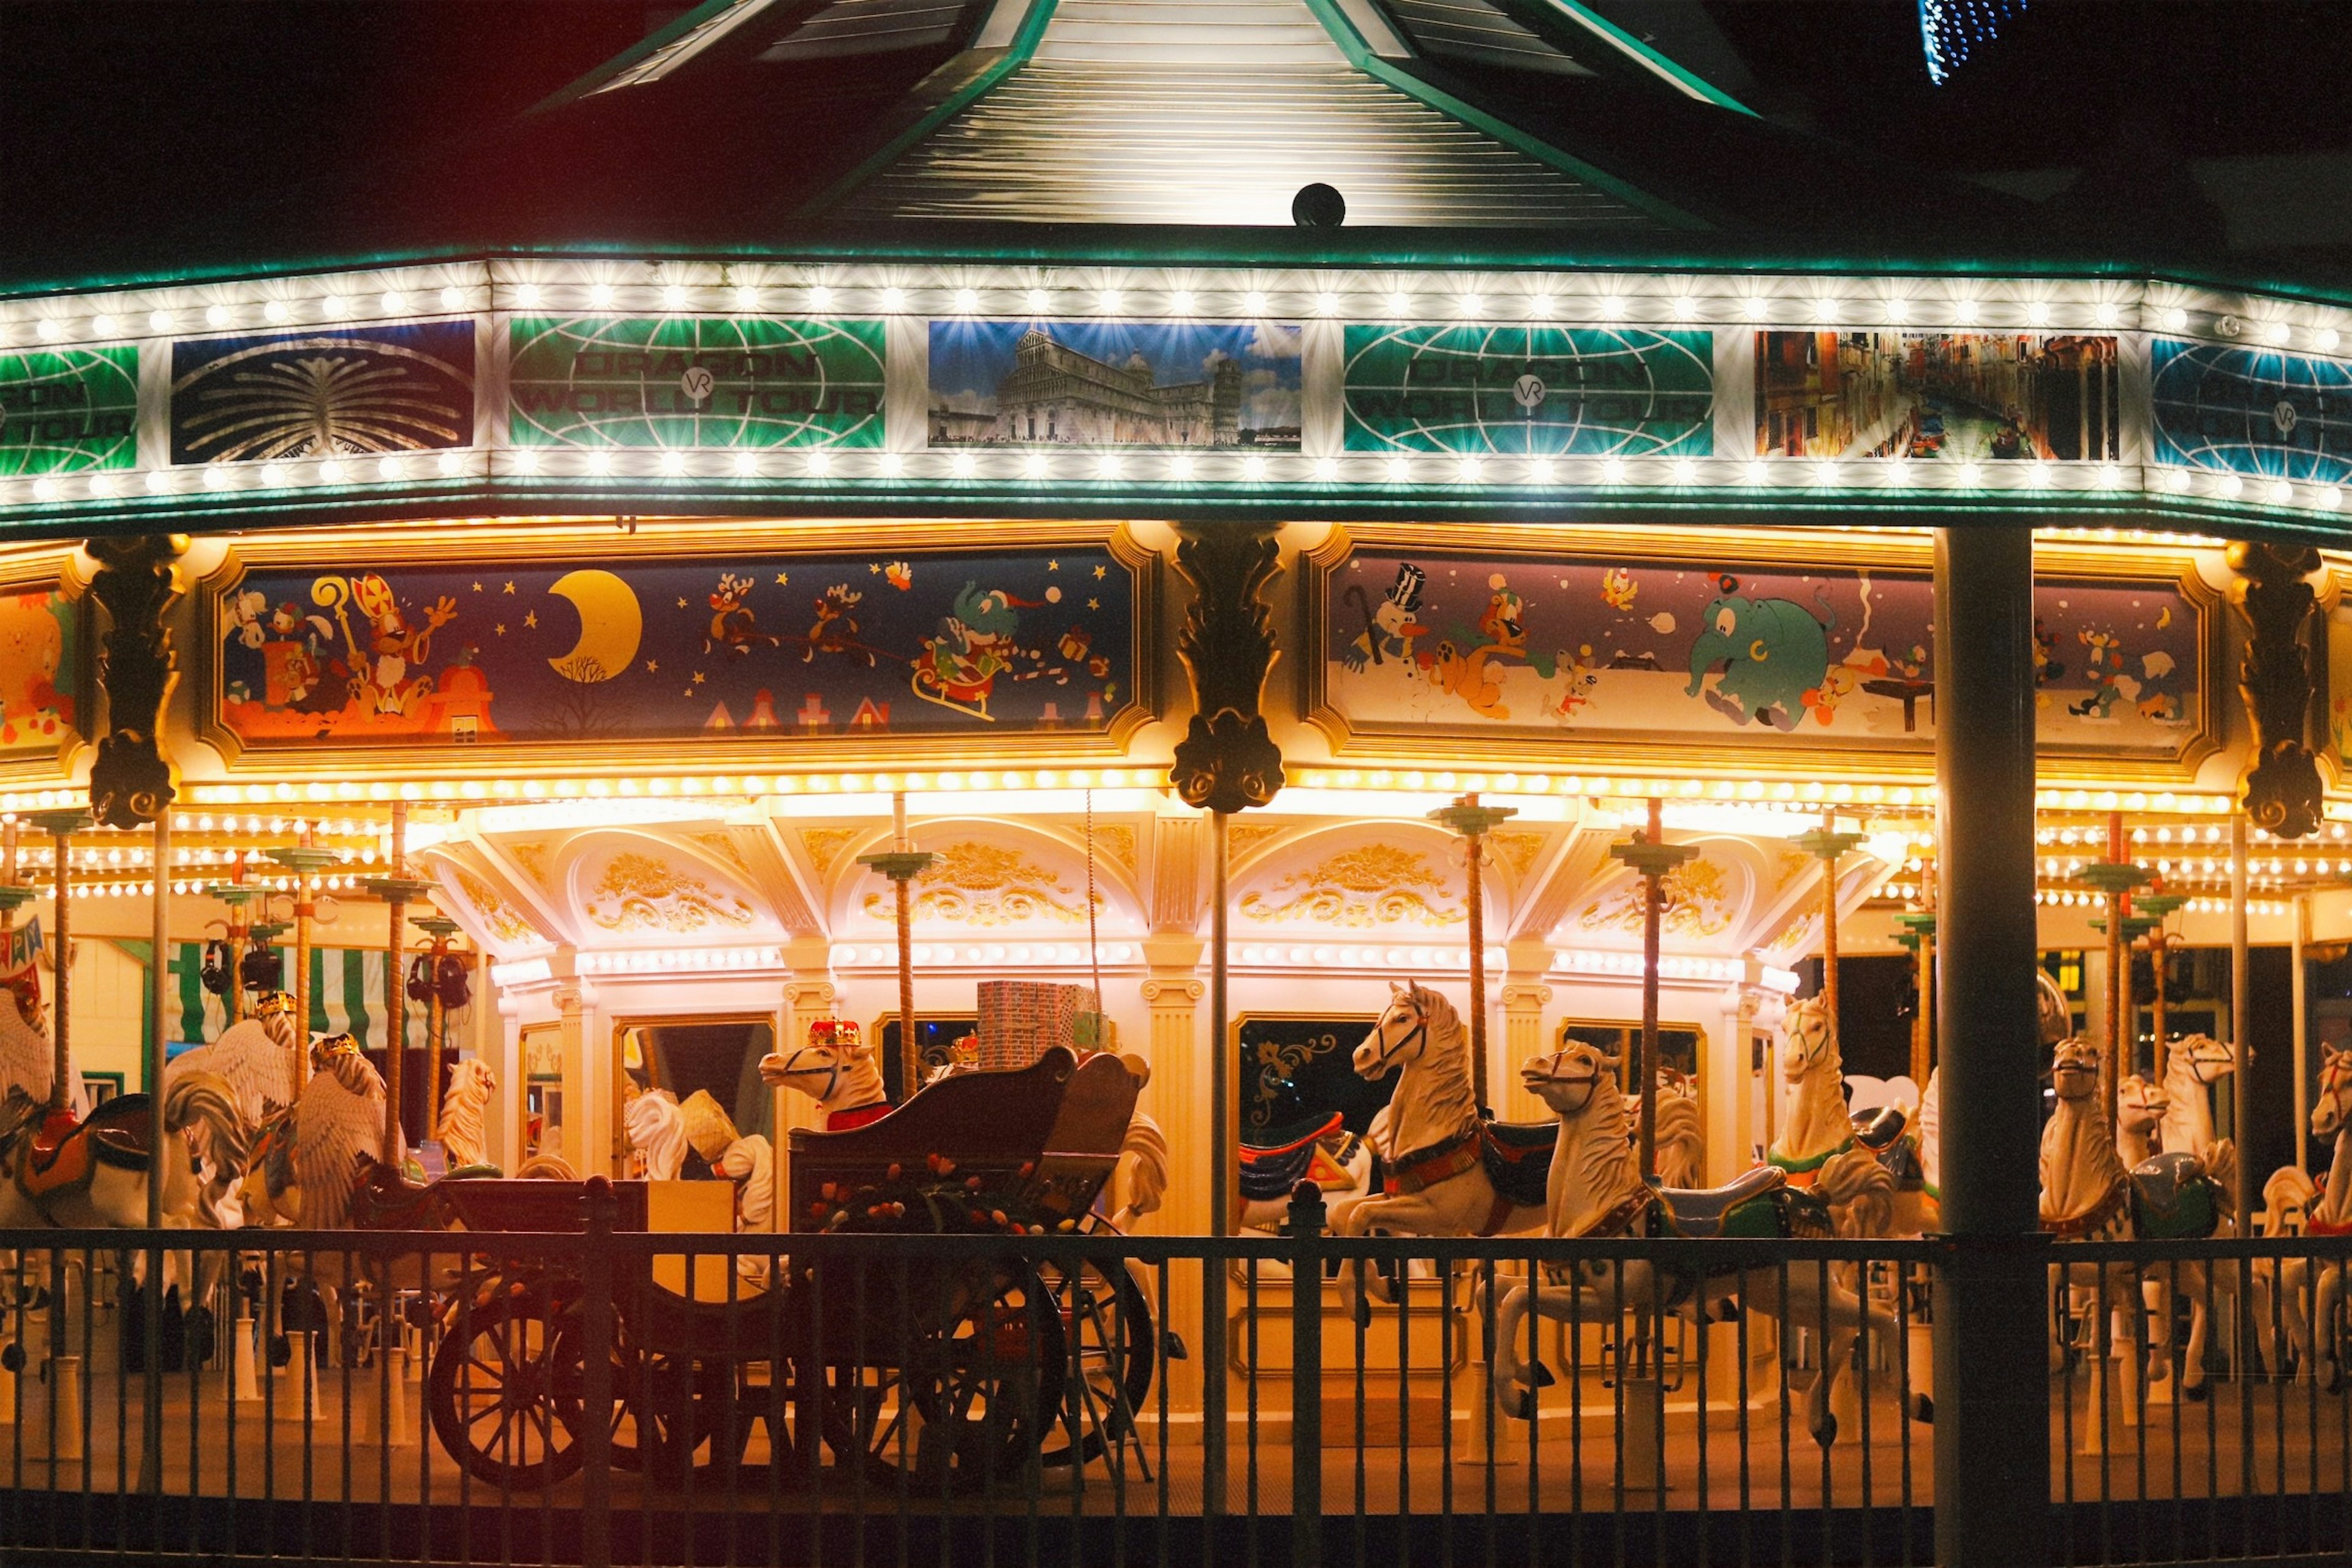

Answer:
[190,516,1161,778]
[1298,522,2224,785]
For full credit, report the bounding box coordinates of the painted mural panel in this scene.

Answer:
[0,586,79,756]
[170,323,475,464]
[2151,337,2352,483]
[508,317,886,449]
[213,544,1135,748]
[1343,325,1711,456]
[926,320,1301,448]
[0,348,137,476]
[1318,544,2198,755]
[1754,331,2119,462]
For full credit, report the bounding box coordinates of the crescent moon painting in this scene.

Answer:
[546,569,643,684]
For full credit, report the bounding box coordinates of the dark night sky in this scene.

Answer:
[6,1,2352,268]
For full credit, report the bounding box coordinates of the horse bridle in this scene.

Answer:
[1783,1003,1833,1070]
[772,1044,853,1106]
[1365,997,1429,1074]
[2317,1053,2352,1132]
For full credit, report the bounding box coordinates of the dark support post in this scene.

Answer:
[579,1178,615,1568]
[1932,525,2050,1568]
[1287,1181,1326,1566]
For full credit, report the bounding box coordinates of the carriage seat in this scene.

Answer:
[1658,1166,1787,1238]
[1849,1104,1911,1154]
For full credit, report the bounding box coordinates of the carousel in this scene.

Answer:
[0,1,2350,1555]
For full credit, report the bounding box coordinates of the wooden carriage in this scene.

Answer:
[417,1046,1154,1492]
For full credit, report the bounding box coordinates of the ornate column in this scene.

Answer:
[1497,940,1554,1123]
[83,535,185,831]
[2228,541,2323,839]
[777,946,840,1223]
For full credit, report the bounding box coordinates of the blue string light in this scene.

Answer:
[1920,0,2024,85]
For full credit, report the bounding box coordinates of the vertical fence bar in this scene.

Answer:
[578,1182,615,1568]
[1288,1186,1324,1567]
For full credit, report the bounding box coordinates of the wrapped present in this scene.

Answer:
[975,980,1099,1070]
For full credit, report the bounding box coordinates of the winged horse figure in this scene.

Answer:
[243,1035,400,1230]
[164,995,301,1226]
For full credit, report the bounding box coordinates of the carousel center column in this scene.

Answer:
[776,939,840,1229]
[1931,524,2049,1568]
[1496,941,1555,1123]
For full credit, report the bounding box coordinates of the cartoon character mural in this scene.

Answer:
[1684,575,1834,731]
[910,580,1061,720]
[706,573,783,658]
[2070,627,2127,719]
[0,590,75,751]
[1340,564,1428,672]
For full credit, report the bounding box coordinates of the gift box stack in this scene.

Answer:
[975,979,1101,1069]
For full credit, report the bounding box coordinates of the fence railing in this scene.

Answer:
[0,1194,2347,1567]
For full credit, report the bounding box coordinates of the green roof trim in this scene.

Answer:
[1542,0,1754,116]
[799,0,1062,219]
[1297,0,1709,232]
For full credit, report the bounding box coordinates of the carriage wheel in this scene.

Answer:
[428,1294,583,1490]
[550,1313,726,1482]
[1034,1257,1154,1469]
[815,1266,1068,1491]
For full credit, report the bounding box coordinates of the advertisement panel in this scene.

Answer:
[927,320,1302,448]
[0,347,137,476]
[1755,330,2119,462]
[1343,325,1711,456]
[2152,337,2352,483]
[510,316,886,449]
[170,323,475,464]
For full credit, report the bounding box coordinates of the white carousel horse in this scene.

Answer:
[241,1036,401,1231]
[166,1009,301,1228]
[1110,1107,1170,1229]
[2158,1033,2239,1199]
[1329,982,1547,1321]
[0,1074,244,1231]
[760,1035,891,1129]
[2117,1073,2168,1166]
[622,1087,689,1180]
[711,1131,775,1283]
[434,1058,497,1170]
[1632,1069,1706,1191]
[2040,1036,2157,1378]
[2277,1046,2352,1390]
[1487,1040,1901,1444]
[1770,996,1936,1237]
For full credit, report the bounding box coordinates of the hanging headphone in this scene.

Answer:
[200,940,233,997]
[434,952,471,1011]
[241,944,283,992]
[405,952,436,1005]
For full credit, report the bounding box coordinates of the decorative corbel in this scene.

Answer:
[1167,523,1284,814]
[85,534,187,829]
[2226,540,2323,839]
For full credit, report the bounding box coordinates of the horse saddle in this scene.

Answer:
[1478,1118,1559,1210]
[1850,1104,1909,1154]
[22,1095,152,1202]
[1657,1166,1789,1239]
[1240,1113,1344,1203]
[2130,1151,2220,1242]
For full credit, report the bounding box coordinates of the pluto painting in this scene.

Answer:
[212,541,1138,748]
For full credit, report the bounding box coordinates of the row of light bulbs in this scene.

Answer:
[2035,889,2294,916]
[9,275,2344,352]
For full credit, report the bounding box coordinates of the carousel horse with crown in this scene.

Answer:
[1486,1037,1901,1445]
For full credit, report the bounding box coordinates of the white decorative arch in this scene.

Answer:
[827,815,1144,937]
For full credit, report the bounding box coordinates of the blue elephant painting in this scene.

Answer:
[1684,576,1836,731]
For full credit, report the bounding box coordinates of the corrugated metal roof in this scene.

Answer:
[855,0,1648,225]
[1383,0,1597,78]
[755,0,979,61]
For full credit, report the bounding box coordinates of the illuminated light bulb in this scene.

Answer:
[951,287,978,314]
[1812,298,1839,323]
[2166,467,2192,492]
[381,290,407,313]
[876,451,903,477]
[1457,456,1485,484]
[263,300,290,323]
[1385,456,1410,483]
[1957,462,1983,486]
[1023,453,1047,478]
[1459,294,1483,318]
[1812,460,1839,486]
[318,459,345,482]
[437,450,462,476]
[733,285,758,310]
[879,286,905,312]
[85,473,112,499]
[2027,463,2052,487]
[1598,295,1626,320]
[660,450,685,477]
[1885,459,1910,484]
[91,314,116,336]
[807,284,834,311]
[1096,453,1122,480]
[1243,290,1268,314]
[2162,306,2189,332]
[1314,292,1338,316]
[148,309,173,332]
[202,465,228,489]
[2269,479,2294,503]
[440,285,466,311]
[2318,327,2342,353]
[2322,486,2344,510]
[29,478,56,501]
[2026,301,2050,326]
[1026,287,1049,314]
[1953,297,1980,325]
[2264,320,2293,345]
[1242,453,1268,480]
[2095,300,2120,326]
[592,283,618,307]
[513,282,541,308]
[2098,463,2122,487]
[586,451,611,477]
[260,463,288,486]
[2217,473,2243,498]
[1529,293,1555,318]
[1387,291,1411,315]
[1746,459,1771,484]
[1169,451,1195,480]
[950,452,976,478]
[1168,290,1195,315]
[1600,456,1627,483]
[1884,296,1911,323]
[205,304,230,328]
[1313,456,1338,481]
[1672,457,1698,484]
[1670,295,1696,320]
[1743,296,1770,320]
[805,449,832,477]
[1099,289,1123,314]
[508,449,536,475]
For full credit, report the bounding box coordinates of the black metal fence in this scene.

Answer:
[0,1199,2347,1567]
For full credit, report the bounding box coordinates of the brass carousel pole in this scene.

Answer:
[413,915,463,1145]
[0,820,40,1061]
[858,793,933,1096]
[1795,815,1868,1077]
[366,802,434,1166]
[267,823,337,1084]
[1611,799,1696,1183]
[1898,852,1937,1091]
[1431,794,1515,1111]
[2078,812,2147,1128]
[28,810,91,1116]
